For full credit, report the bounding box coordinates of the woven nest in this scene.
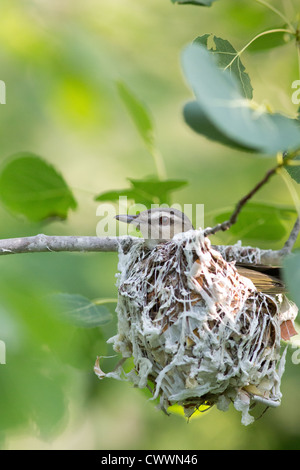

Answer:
[97,230,294,425]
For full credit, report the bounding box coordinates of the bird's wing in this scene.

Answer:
[235,265,286,294]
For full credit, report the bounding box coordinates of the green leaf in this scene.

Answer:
[95,178,188,206]
[0,153,77,222]
[283,253,300,309]
[129,178,188,205]
[95,187,155,206]
[172,0,217,5]
[117,81,154,152]
[214,203,296,242]
[51,293,112,328]
[182,43,300,154]
[286,156,300,184]
[184,101,252,151]
[194,34,253,99]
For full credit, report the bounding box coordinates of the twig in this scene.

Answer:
[255,0,296,33]
[204,165,279,237]
[203,152,300,260]
[281,217,300,255]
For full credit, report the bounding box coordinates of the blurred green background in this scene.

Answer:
[0,0,300,450]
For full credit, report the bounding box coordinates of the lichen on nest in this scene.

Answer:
[95,230,296,425]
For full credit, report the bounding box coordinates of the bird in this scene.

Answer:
[115,208,193,249]
[115,207,297,340]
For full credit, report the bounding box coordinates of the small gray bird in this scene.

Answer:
[115,208,194,249]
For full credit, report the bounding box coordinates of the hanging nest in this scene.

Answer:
[95,230,297,425]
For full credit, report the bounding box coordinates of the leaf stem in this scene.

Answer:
[255,0,296,32]
[286,159,300,166]
[150,146,167,180]
[278,167,300,219]
[224,28,295,71]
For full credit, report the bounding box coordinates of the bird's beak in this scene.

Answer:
[115,214,138,224]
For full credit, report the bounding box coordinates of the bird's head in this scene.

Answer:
[115,208,194,248]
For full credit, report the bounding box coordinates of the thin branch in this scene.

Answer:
[203,151,300,258]
[281,217,300,254]
[204,165,280,237]
[255,221,300,266]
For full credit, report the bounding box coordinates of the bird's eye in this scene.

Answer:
[159,216,169,225]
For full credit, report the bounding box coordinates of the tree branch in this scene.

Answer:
[280,217,300,254]
[0,232,292,267]
[0,234,121,255]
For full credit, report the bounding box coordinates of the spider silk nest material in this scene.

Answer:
[97,230,296,426]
